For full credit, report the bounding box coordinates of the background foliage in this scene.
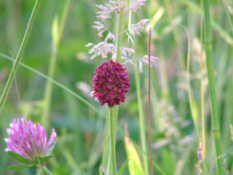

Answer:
[0,0,233,174]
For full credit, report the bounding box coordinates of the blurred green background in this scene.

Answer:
[0,0,233,174]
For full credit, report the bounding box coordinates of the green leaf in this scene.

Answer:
[32,156,53,165]
[117,159,129,175]
[6,164,29,170]
[7,151,31,164]
[124,128,144,175]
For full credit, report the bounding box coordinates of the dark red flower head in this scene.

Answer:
[92,60,130,107]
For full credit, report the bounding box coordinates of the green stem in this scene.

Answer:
[102,113,111,173]
[128,0,149,173]
[41,40,57,128]
[134,56,149,175]
[36,168,42,175]
[107,8,123,175]
[115,11,123,62]
[0,0,41,114]
[200,6,207,174]
[41,0,71,128]
[110,107,117,175]
[42,166,54,175]
[202,0,223,174]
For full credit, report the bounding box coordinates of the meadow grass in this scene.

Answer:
[0,0,233,175]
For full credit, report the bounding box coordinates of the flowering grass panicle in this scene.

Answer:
[221,155,231,175]
[92,60,130,107]
[86,0,157,72]
[5,116,56,160]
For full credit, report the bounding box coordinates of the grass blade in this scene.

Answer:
[0,0,41,114]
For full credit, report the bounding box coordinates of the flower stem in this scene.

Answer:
[110,107,117,175]
[36,168,42,175]
[108,7,123,175]
[42,166,54,175]
[202,0,223,174]
[0,0,41,114]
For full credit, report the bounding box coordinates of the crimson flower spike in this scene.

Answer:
[92,60,130,107]
[148,28,153,175]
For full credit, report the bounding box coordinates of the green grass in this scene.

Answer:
[0,0,233,175]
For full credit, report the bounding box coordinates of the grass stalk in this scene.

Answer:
[200,6,207,174]
[110,107,117,175]
[128,0,149,173]
[116,10,123,62]
[0,0,41,114]
[41,36,57,128]
[202,0,223,174]
[134,54,149,175]
[41,0,71,128]
[148,28,153,175]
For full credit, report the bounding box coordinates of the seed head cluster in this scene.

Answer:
[92,60,130,107]
[86,0,158,72]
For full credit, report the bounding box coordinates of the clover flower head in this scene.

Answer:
[5,116,56,160]
[92,60,130,107]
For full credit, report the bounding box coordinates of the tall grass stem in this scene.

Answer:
[128,0,149,173]
[134,51,149,175]
[0,0,41,114]
[116,11,123,62]
[200,5,207,174]
[202,0,223,174]
[148,28,153,175]
[42,0,71,128]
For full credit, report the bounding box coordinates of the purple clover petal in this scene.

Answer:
[44,128,57,153]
